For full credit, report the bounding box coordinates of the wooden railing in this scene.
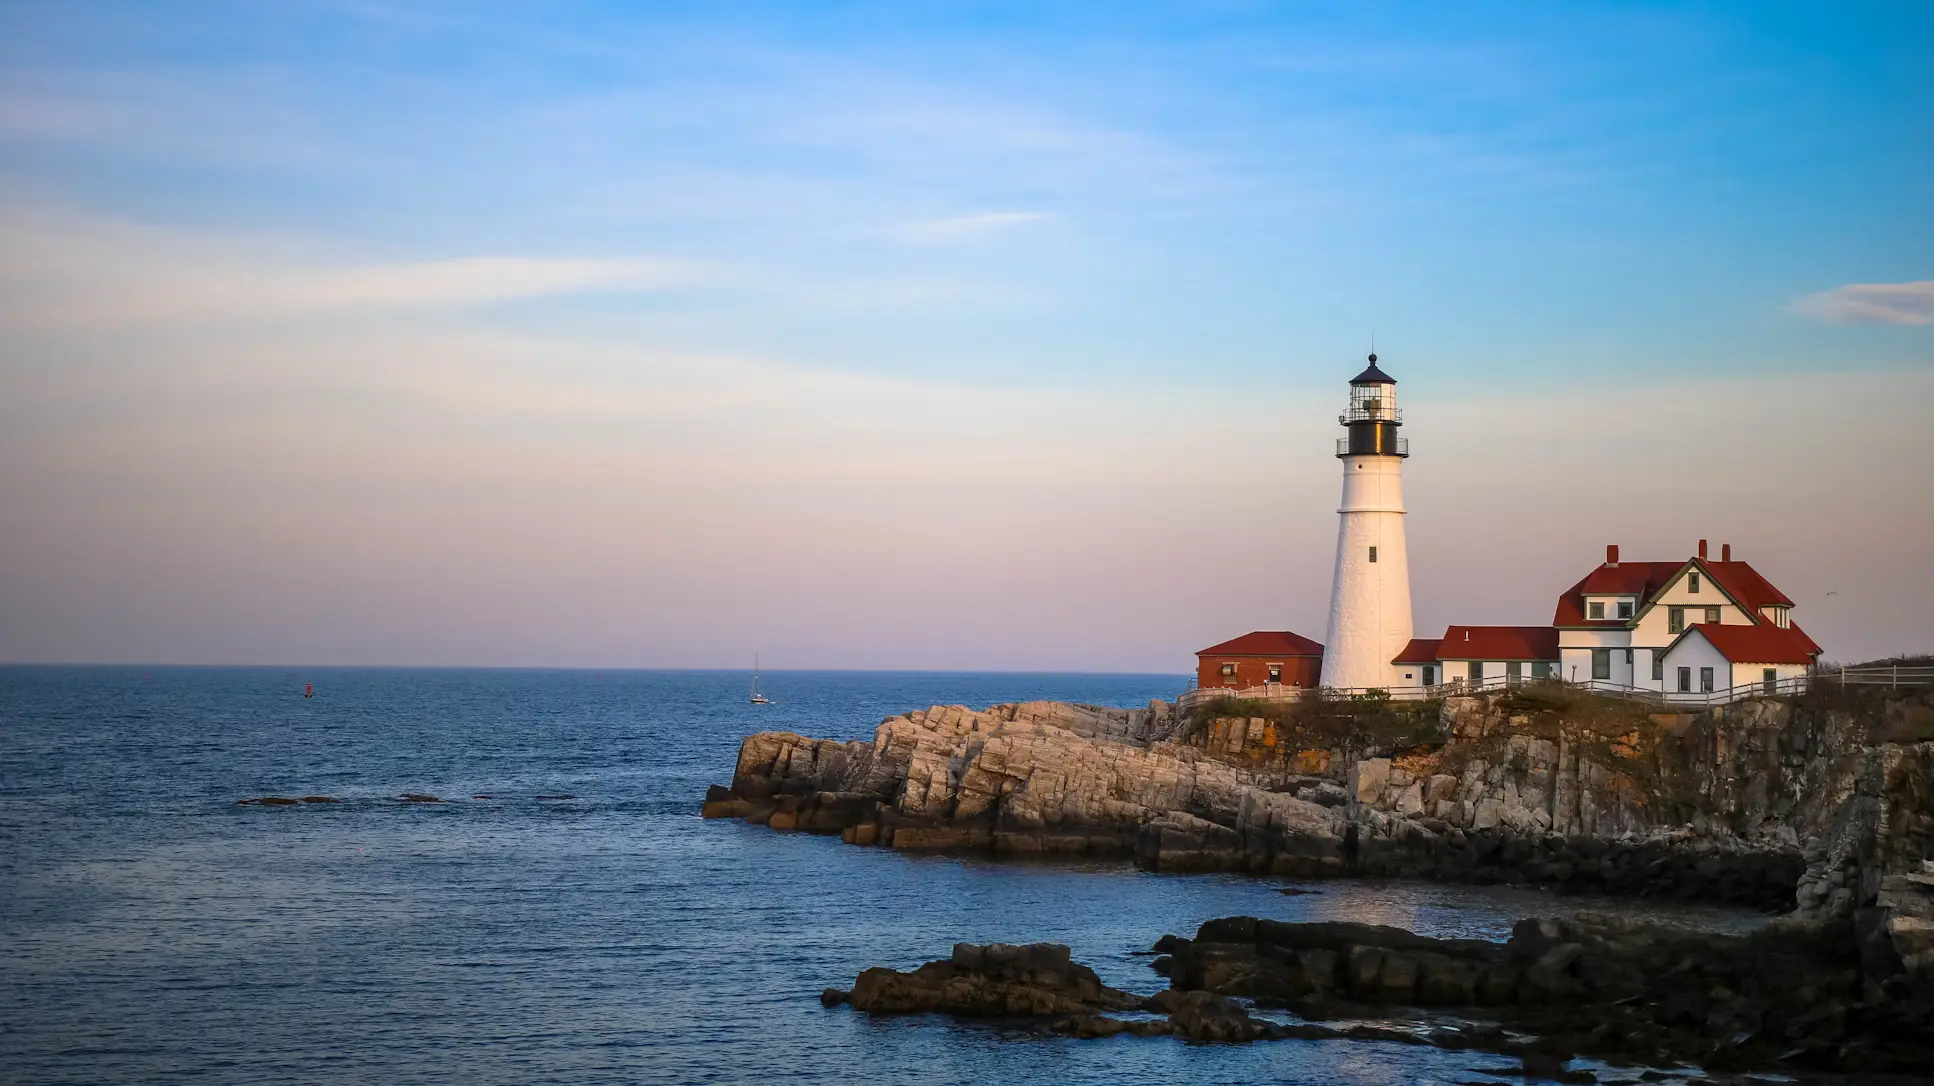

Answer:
[1177,666,1930,713]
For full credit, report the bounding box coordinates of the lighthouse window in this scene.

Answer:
[1368,546,1378,563]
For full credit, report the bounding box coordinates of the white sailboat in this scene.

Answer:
[749,656,772,704]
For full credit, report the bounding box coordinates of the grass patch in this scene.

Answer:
[1184,690,1446,761]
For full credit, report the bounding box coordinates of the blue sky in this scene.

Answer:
[1,2,1930,668]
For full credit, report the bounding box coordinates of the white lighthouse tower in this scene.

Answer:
[1319,354,1414,691]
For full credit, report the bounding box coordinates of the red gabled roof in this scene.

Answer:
[1553,554,1795,627]
[1702,560,1794,613]
[1392,638,1442,663]
[1196,630,1324,657]
[1687,622,1822,664]
[1435,625,1561,661]
[1553,561,1682,626]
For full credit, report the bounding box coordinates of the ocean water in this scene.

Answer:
[0,667,1766,1086]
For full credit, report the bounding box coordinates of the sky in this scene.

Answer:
[1,1,1930,671]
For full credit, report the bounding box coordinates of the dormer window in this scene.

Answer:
[1617,601,1633,620]
[1588,601,1604,620]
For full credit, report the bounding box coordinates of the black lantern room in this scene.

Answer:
[1338,353,1407,458]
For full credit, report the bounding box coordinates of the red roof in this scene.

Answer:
[1686,622,1822,664]
[1553,555,1795,627]
[1553,561,1682,626]
[1392,638,1442,663]
[1196,630,1324,657]
[1434,625,1560,661]
[1703,560,1794,612]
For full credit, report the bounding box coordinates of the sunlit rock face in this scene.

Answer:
[706,688,1934,966]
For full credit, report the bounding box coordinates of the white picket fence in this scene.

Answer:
[1177,665,1931,713]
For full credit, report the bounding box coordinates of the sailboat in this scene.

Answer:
[749,656,772,705]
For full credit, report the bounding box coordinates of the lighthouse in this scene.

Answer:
[1319,354,1414,691]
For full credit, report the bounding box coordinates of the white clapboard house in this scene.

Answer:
[1388,540,1820,697]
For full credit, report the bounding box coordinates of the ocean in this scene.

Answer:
[0,667,1765,1085]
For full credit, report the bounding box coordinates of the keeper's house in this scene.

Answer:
[1194,630,1324,691]
[1552,540,1820,694]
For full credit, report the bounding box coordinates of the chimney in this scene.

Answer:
[1698,539,1708,560]
[1606,544,1619,567]
[1721,543,1731,562]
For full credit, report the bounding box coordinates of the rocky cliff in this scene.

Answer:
[703,684,1934,974]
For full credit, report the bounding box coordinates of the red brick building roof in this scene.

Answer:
[1683,622,1823,664]
[1195,630,1324,657]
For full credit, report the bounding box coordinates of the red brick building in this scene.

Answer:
[1194,630,1324,691]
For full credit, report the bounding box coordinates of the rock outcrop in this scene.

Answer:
[1151,912,1934,1074]
[706,685,1934,967]
[830,941,1144,1018]
[831,918,1934,1074]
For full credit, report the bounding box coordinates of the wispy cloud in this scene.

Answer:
[1790,281,1934,326]
[0,208,706,327]
[894,210,1049,244]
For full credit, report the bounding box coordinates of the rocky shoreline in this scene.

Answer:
[705,686,1933,961]
[708,684,1934,1074]
[820,912,1934,1078]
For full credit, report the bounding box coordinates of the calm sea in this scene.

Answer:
[0,667,1761,1085]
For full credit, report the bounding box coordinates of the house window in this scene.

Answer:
[1507,661,1523,683]
[1651,650,1664,681]
[1368,546,1378,563]
[1763,668,1777,695]
[1532,662,1551,679]
[1617,601,1633,620]
[1468,661,1483,683]
[1588,601,1605,620]
[1677,666,1692,692]
[1220,662,1237,678]
[1699,667,1714,693]
[1688,572,1701,594]
[1624,648,1633,668]
[1668,607,1685,634]
[1591,650,1610,680]
[1705,607,1720,624]
[1423,665,1437,687]
[1267,664,1282,684]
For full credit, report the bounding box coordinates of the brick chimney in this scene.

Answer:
[1606,544,1619,567]
[1698,539,1708,560]
[1721,543,1731,562]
